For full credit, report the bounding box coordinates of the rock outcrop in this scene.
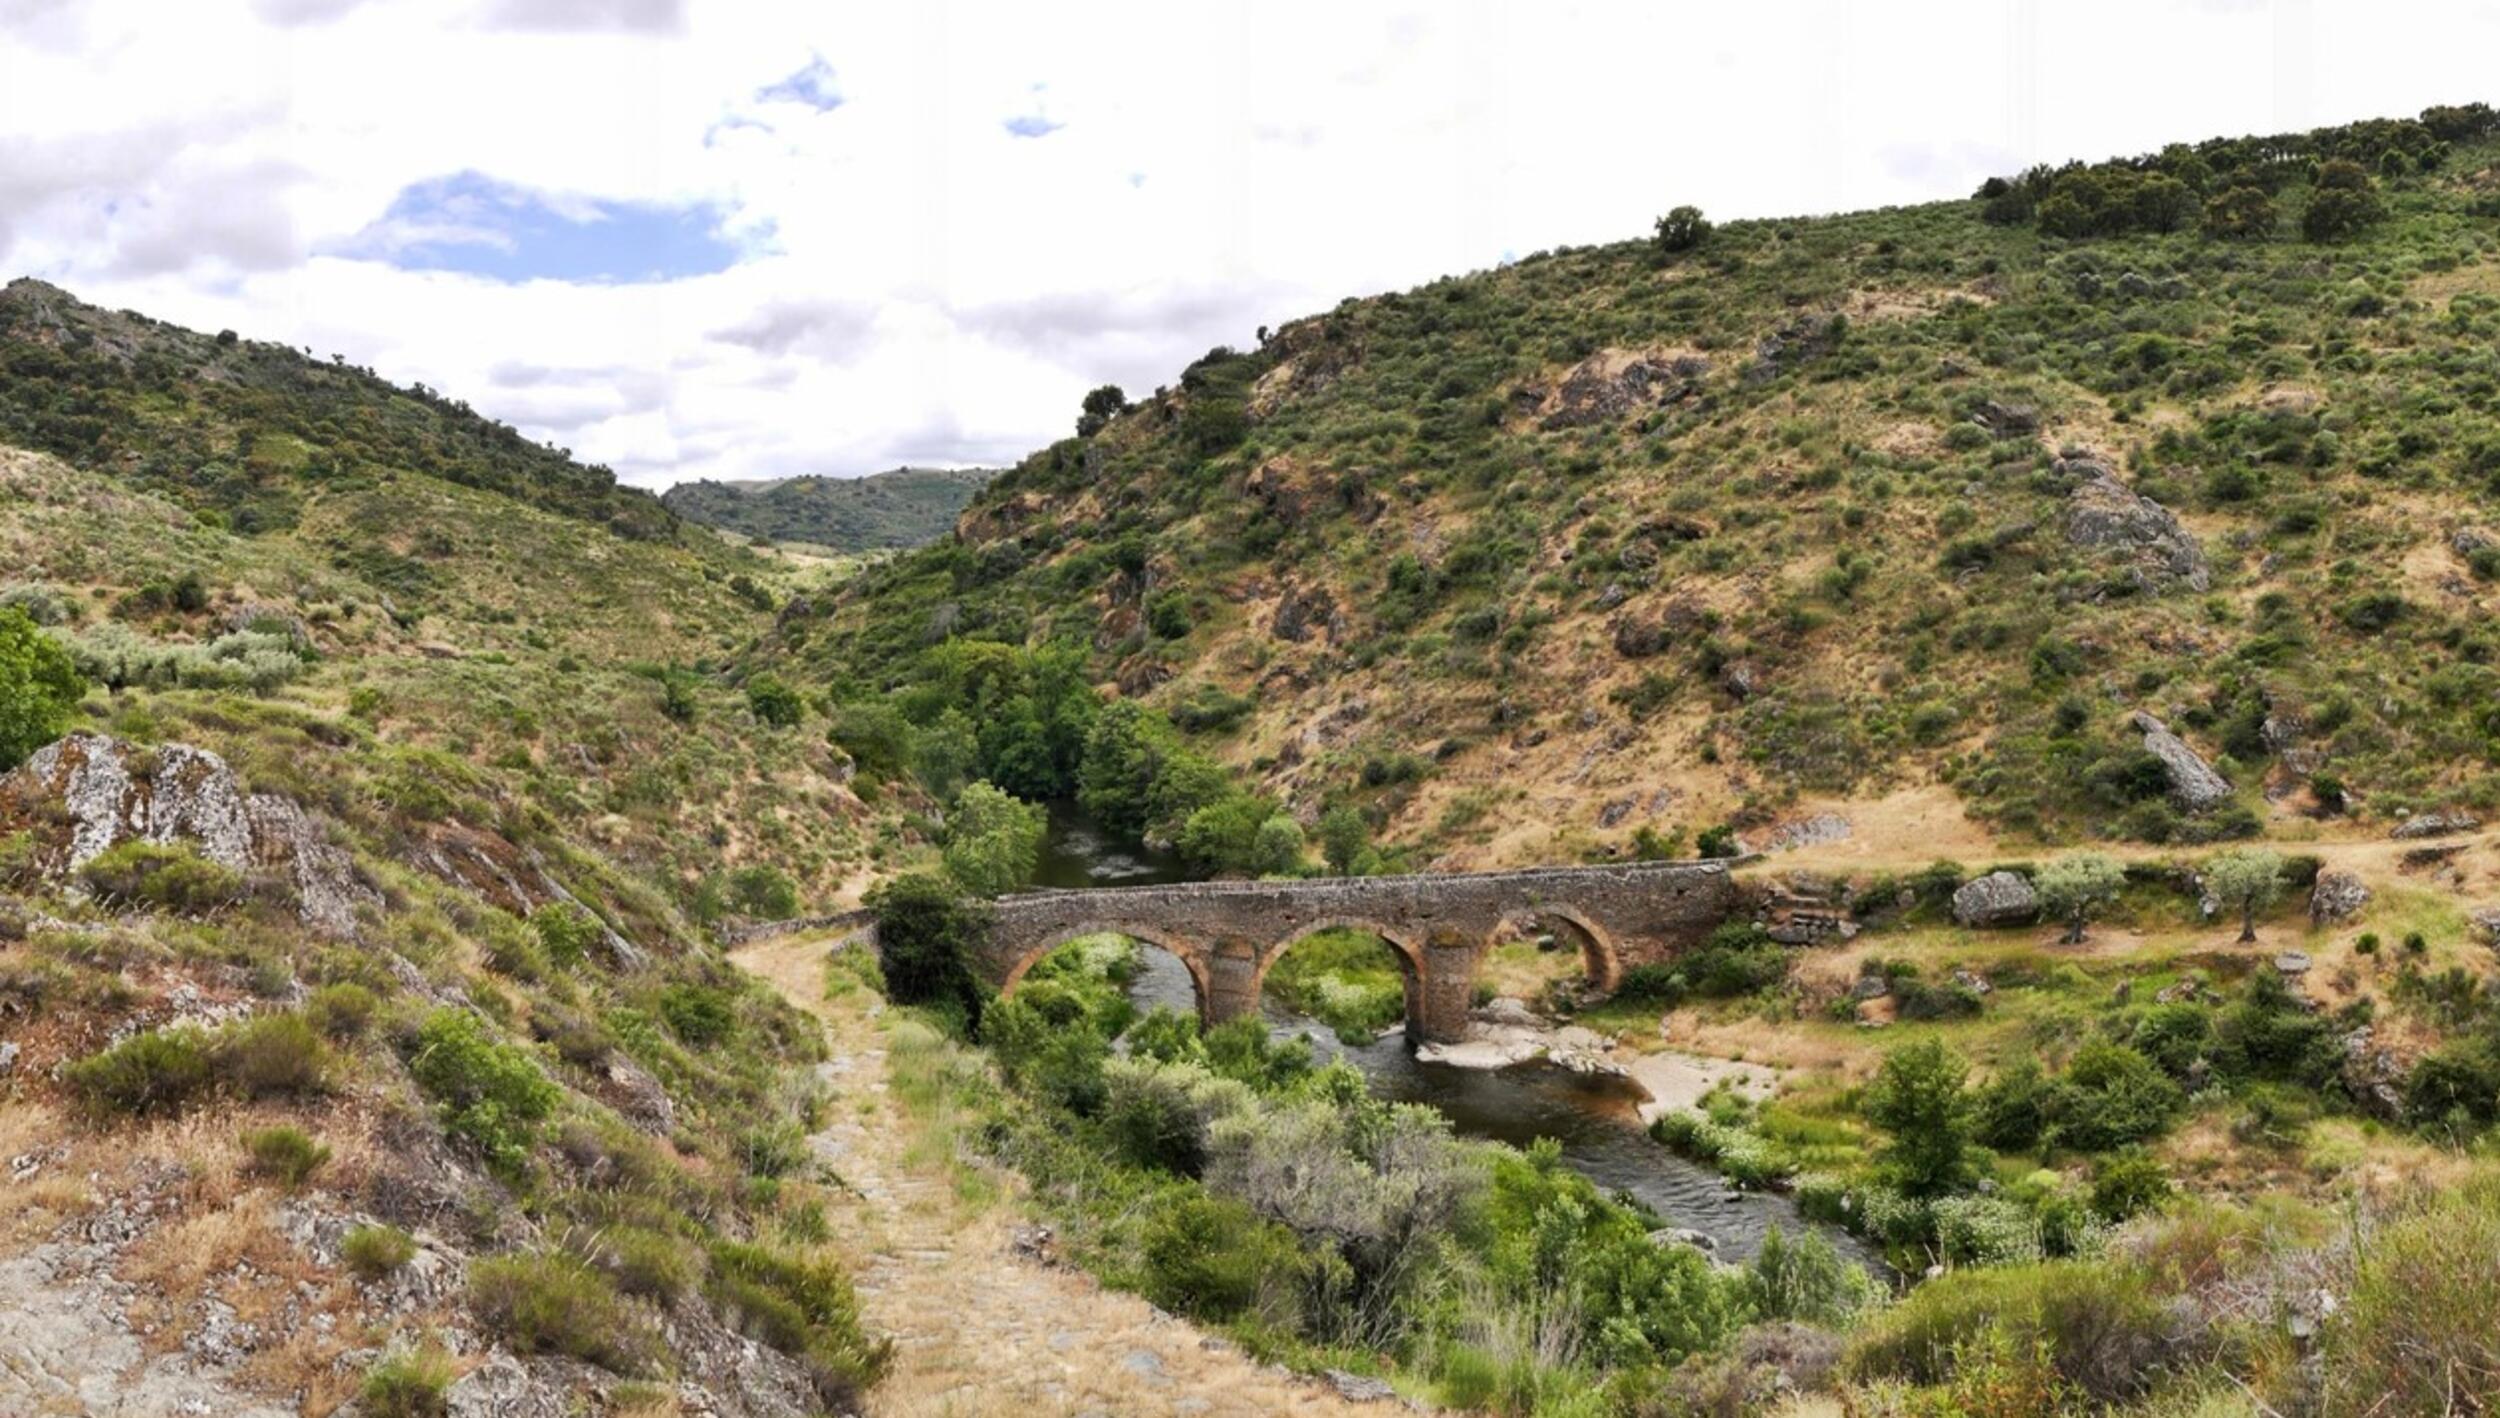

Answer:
[2308,868,2372,925]
[1744,314,1844,386]
[1524,348,1709,430]
[1270,583,1345,644]
[2391,810,2480,840]
[2061,457,2210,593]
[2131,712,2233,812]
[0,733,376,938]
[1952,871,2039,928]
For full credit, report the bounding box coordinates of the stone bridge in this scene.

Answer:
[981,860,1737,1044]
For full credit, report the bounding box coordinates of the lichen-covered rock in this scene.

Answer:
[2064,459,2210,593]
[1531,348,1709,430]
[1952,871,2039,928]
[1612,615,1669,658]
[2132,712,2233,812]
[2309,868,2371,925]
[0,732,377,938]
[1270,583,1344,644]
[1745,314,1843,386]
[2391,810,2480,840]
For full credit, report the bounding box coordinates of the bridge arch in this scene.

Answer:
[1253,916,1427,987]
[1495,903,1624,994]
[999,921,1213,1018]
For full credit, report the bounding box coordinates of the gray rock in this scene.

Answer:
[2454,526,2498,558]
[2274,951,2312,975]
[1325,1370,1399,1402]
[1850,973,1891,1001]
[2063,458,2211,593]
[2132,712,2233,812]
[1270,583,1344,644]
[2472,907,2500,948]
[1745,313,1843,386]
[1951,871,2039,928]
[1969,400,2040,437]
[1950,968,1994,997]
[1537,350,1709,430]
[1612,615,1668,658]
[2391,811,2479,840]
[2309,869,2371,925]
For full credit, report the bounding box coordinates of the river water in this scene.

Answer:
[1040,804,1873,1266]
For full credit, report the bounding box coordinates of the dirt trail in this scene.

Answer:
[733,933,1381,1418]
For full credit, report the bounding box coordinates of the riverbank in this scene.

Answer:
[1411,998,1782,1125]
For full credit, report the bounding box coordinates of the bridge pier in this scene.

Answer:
[1202,937,1262,1027]
[1409,934,1479,1045]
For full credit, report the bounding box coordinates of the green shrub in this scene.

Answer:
[408,1009,560,1170]
[1140,1189,1302,1322]
[707,1241,890,1406]
[343,1224,418,1279]
[219,1012,330,1097]
[1847,1259,2177,1403]
[2049,1042,2182,1152]
[241,1124,331,1188]
[2089,1148,2173,1221]
[0,605,84,772]
[592,1225,701,1301]
[1738,1224,1876,1324]
[657,983,736,1045]
[77,841,245,914]
[528,902,600,968]
[868,871,992,1025]
[360,1344,453,1418]
[469,1252,661,1376]
[61,1026,215,1119]
[2323,1184,2500,1415]
[745,674,805,727]
[305,982,380,1039]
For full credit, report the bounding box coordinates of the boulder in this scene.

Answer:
[1612,615,1669,659]
[1968,399,2040,437]
[0,732,377,939]
[1745,313,1844,386]
[1325,1370,1398,1403]
[1952,871,2039,928]
[2131,712,2233,812]
[2064,459,2211,593]
[1534,348,1710,430]
[2308,868,2371,925]
[2391,810,2480,840]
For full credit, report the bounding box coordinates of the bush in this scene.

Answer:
[1935,1194,2044,1266]
[77,841,244,914]
[528,902,600,967]
[1847,1259,2178,1403]
[343,1224,418,1279]
[745,674,806,727]
[408,1009,560,1170]
[62,1026,215,1119]
[2089,1148,2173,1221]
[1866,1039,1975,1196]
[360,1345,453,1418]
[724,864,801,920]
[0,605,84,772]
[1140,1189,1302,1322]
[657,983,736,1045]
[1655,204,1712,253]
[219,1012,331,1097]
[707,1241,891,1406]
[2049,1042,2182,1152]
[305,982,380,1039]
[591,1225,701,1301]
[241,1124,331,1188]
[2323,1184,2500,1415]
[1738,1224,1876,1324]
[869,872,992,1025]
[469,1252,661,1376]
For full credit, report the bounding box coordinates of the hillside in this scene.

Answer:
[663,466,996,552]
[792,103,2500,871]
[0,286,899,1413]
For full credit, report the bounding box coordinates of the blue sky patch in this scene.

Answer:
[335,171,742,283]
[757,56,842,111]
[1003,113,1063,138]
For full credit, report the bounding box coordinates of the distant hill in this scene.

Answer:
[662,466,995,551]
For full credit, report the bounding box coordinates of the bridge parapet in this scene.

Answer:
[982,860,1736,1043]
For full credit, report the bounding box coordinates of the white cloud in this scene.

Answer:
[1,0,2495,486]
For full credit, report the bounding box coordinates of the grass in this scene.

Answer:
[467,1252,662,1377]
[343,1224,418,1279]
[1261,928,1408,1040]
[240,1124,330,1188]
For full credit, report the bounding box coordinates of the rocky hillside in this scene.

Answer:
[790,105,2500,868]
[663,467,996,553]
[0,288,900,1413]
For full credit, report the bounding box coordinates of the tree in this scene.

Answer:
[659,668,699,724]
[1249,813,1305,877]
[2131,174,2195,233]
[2204,848,2285,944]
[745,674,805,728]
[0,607,83,771]
[2201,185,2277,241]
[2301,175,2385,243]
[1864,1039,1974,1197]
[1076,384,1129,438]
[2035,853,2125,945]
[942,781,1047,896]
[1317,805,1370,876]
[1654,205,1711,254]
[868,871,992,1025]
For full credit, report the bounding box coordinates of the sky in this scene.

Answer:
[2,0,2496,489]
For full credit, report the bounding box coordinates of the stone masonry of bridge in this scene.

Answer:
[980,860,1738,1044]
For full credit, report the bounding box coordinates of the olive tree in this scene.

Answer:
[0,607,83,771]
[2036,853,2126,945]
[2205,848,2286,944]
[1654,205,1711,254]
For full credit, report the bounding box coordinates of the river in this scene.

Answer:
[1040,803,1875,1266]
